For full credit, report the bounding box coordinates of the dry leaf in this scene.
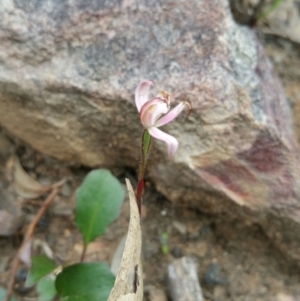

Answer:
[8,156,51,199]
[111,236,127,276]
[107,179,143,301]
[116,293,135,301]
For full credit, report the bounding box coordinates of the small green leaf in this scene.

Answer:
[37,275,57,301]
[75,169,124,246]
[0,288,18,301]
[26,255,56,286]
[160,232,169,254]
[55,263,115,301]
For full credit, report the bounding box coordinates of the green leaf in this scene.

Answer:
[26,255,56,286]
[37,275,57,301]
[0,288,18,301]
[75,169,124,246]
[55,263,115,301]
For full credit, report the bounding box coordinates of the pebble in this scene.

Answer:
[15,267,28,282]
[204,263,225,286]
[170,247,182,258]
[38,176,52,186]
[50,201,74,216]
[61,182,72,197]
[173,221,187,236]
[160,209,167,216]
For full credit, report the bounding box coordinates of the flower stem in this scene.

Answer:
[136,179,144,215]
[136,130,151,215]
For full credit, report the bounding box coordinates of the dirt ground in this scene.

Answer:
[0,141,300,301]
[1,5,300,301]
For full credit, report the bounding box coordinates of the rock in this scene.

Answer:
[15,267,28,283]
[173,221,187,236]
[167,257,203,301]
[170,247,182,259]
[0,0,300,261]
[263,0,300,44]
[60,182,72,197]
[203,263,226,287]
[38,176,52,186]
[50,199,74,216]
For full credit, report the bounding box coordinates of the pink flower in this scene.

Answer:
[135,80,191,157]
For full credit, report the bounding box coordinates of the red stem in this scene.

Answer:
[136,179,144,216]
[135,130,151,217]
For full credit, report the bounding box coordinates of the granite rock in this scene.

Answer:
[0,0,300,260]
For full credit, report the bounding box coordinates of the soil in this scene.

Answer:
[0,143,300,301]
[1,3,300,301]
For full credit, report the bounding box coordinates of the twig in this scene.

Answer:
[5,188,60,301]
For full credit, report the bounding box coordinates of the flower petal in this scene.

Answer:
[148,127,179,158]
[135,80,154,112]
[154,101,189,127]
[140,97,169,128]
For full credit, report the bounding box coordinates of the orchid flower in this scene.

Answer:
[135,80,191,158]
[134,80,191,215]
